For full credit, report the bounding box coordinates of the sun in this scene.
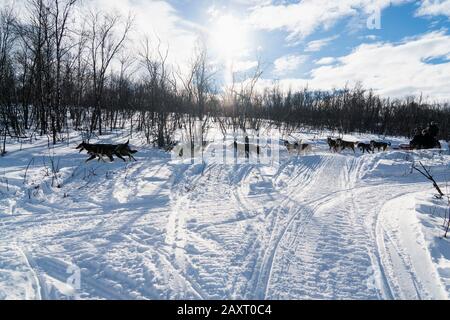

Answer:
[209,14,252,85]
[210,14,249,61]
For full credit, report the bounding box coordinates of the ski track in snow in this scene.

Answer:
[0,136,449,299]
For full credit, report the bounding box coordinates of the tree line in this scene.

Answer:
[1,0,449,156]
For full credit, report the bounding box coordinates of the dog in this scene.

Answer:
[76,140,137,162]
[336,139,356,153]
[327,137,339,153]
[283,140,312,155]
[115,140,138,161]
[297,143,313,154]
[370,140,391,152]
[357,142,373,154]
[76,142,117,162]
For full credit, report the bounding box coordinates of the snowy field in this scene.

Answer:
[1,130,450,300]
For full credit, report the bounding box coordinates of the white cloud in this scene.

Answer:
[255,31,450,101]
[230,0,272,5]
[365,35,380,40]
[416,0,450,18]
[207,6,221,20]
[305,36,339,52]
[273,54,307,76]
[84,0,201,67]
[248,0,411,43]
[315,57,337,65]
[232,60,259,72]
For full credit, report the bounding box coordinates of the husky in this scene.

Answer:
[76,140,137,162]
[357,142,373,154]
[327,137,339,153]
[370,140,391,152]
[76,142,116,162]
[336,139,356,153]
[283,140,312,155]
[115,140,138,161]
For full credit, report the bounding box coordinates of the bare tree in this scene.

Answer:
[86,10,133,135]
[50,0,78,144]
[139,36,178,147]
[177,45,215,162]
[0,6,18,155]
[412,161,444,198]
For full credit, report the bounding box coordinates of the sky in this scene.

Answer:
[2,0,450,100]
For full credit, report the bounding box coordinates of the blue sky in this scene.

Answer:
[3,0,450,100]
[163,0,450,99]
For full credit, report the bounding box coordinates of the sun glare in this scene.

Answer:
[211,14,249,61]
[209,14,251,85]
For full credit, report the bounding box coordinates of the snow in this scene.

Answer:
[377,194,447,299]
[1,130,450,300]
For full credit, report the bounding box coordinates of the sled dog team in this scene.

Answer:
[165,138,392,159]
[76,137,391,162]
[283,137,391,155]
[327,138,391,154]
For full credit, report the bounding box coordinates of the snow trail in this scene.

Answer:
[376,194,448,299]
[1,136,449,299]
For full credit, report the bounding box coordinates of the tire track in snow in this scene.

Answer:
[262,155,379,299]
[163,162,219,299]
[264,153,433,299]
[251,156,339,299]
[255,190,346,299]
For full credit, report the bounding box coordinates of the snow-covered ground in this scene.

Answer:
[1,130,450,300]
